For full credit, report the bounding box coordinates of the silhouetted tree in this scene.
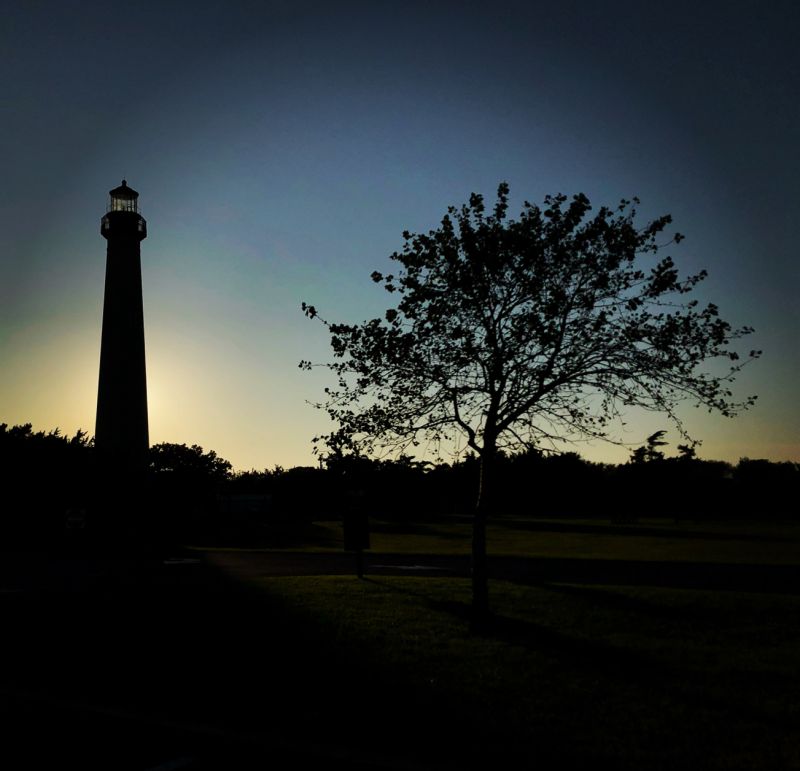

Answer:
[148,443,232,542]
[630,430,669,464]
[733,457,799,517]
[0,423,93,546]
[302,183,759,622]
[149,443,232,481]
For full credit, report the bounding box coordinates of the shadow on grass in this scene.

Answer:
[5,562,498,769]
[542,581,702,621]
[197,520,341,550]
[362,575,799,736]
[360,576,471,620]
[502,558,800,594]
[495,519,793,542]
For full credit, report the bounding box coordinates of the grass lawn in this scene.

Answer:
[7,517,797,768]
[197,516,800,565]
[254,574,800,769]
[188,517,800,766]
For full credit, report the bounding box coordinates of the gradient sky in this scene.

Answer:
[2,1,798,470]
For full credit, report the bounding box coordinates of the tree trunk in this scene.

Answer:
[471,448,495,630]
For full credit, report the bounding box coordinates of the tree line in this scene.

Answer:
[1,422,796,549]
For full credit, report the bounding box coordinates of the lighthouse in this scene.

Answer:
[95,180,149,478]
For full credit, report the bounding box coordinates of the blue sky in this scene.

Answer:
[2,1,798,469]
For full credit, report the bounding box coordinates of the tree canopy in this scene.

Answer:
[303,184,758,462]
[149,442,232,482]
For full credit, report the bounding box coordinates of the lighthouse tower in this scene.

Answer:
[95,180,149,477]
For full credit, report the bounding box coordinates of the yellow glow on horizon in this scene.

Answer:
[1,324,99,437]
[3,318,796,472]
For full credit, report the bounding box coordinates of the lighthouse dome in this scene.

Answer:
[108,180,140,213]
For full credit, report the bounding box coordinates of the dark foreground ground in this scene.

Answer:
[2,553,427,770]
[2,546,799,769]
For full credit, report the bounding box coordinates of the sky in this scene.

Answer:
[1,0,798,471]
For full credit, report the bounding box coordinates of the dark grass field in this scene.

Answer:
[2,518,799,769]
[255,574,800,769]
